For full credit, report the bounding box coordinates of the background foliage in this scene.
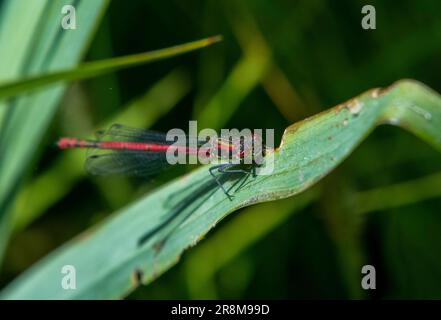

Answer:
[1,0,441,299]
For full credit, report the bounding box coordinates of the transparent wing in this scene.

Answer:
[85,149,171,177]
[95,123,206,145]
[85,124,208,177]
[95,123,171,144]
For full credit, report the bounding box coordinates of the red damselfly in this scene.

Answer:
[58,124,270,249]
[57,124,269,200]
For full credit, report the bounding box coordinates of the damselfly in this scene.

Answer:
[57,124,270,200]
[58,124,271,249]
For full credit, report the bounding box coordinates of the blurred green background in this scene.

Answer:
[1,0,441,299]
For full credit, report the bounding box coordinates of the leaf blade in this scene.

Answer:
[2,79,441,299]
[0,35,222,100]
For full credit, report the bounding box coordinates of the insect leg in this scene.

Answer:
[209,163,234,200]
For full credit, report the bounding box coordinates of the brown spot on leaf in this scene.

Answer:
[153,240,165,254]
[132,268,144,286]
[370,86,388,97]
[346,99,362,115]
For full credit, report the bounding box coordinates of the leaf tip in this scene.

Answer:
[206,34,223,45]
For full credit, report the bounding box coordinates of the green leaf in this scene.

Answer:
[0,0,109,262]
[0,35,221,100]
[2,79,441,299]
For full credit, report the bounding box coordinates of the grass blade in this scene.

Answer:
[0,36,221,100]
[0,0,109,262]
